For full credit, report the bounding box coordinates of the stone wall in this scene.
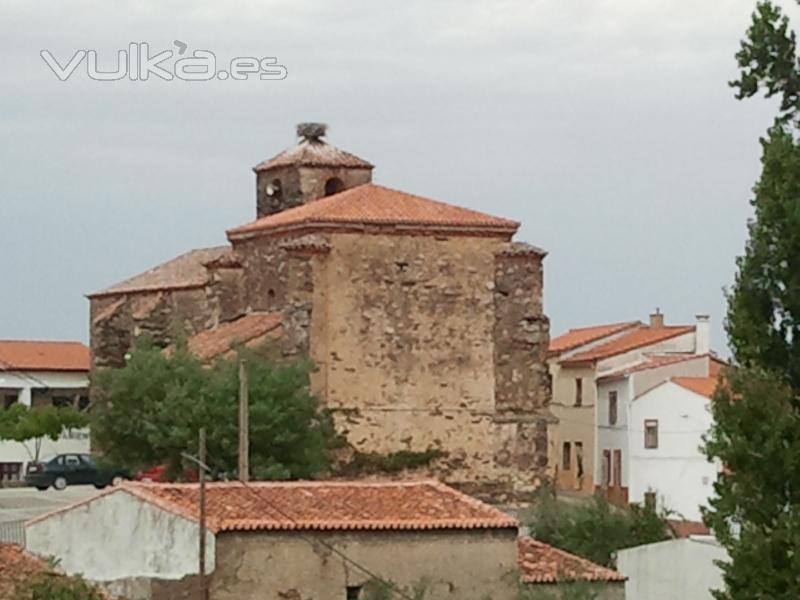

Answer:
[256,165,372,218]
[303,233,551,498]
[212,529,519,600]
[90,287,220,368]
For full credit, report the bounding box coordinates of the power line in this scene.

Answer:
[203,451,418,600]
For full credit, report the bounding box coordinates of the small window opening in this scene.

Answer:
[562,442,571,471]
[325,177,345,196]
[267,289,276,301]
[575,378,583,406]
[644,420,659,449]
[608,390,618,425]
[346,586,362,600]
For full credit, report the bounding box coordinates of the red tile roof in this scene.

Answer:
[0,341,90,372]
[89,246,232,298]
[254,139,373,171]
[0,544,48,598]
[597,353,705,381]
[667,519,711,538]
[227,184,520,239]
[549,322,640,354]
[560,325,696,366]
[31,480,519,534]
[187,313,283,361]
[672,376,719,399]
[518,538,626,584]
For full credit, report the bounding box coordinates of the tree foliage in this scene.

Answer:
[12,572,107,600]
[702,2,800,597]
[527,493,669,568]
[0,404,87,462]
[91,339,337,480]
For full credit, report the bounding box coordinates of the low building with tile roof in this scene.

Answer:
[26,480,522,600]
[546,311,711,496]
[518,537,626,599]
[87,123,553,499]
[0,340,91,479]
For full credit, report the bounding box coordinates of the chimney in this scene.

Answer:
[695,314,710,355]
[649,308,664,329]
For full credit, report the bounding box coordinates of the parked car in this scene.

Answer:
[25,453,130,491]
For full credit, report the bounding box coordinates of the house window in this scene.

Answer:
[602,449,611,487]
[608,391,618,425]
[3,394,18,410]
[346,586,362,600]
[644,420,659,449]
[575,442,584,479]
[613,449,622,487]
[52,396,73,409]
[77,396,91,411]
[325,177,346,196]
[575,378,583,406]
[0,462,22,482]
[644,491,657,510]
[562,442,572,471]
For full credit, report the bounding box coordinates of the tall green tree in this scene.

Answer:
[91,339,337,480]
[0,404,87,462]
[704,2,800,597]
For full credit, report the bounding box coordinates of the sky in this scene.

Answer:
[0,0,794,353]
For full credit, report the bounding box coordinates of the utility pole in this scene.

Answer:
[238,358,249,482]
[198,427,208,600]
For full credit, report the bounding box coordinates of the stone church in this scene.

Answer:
[89,123,552,497]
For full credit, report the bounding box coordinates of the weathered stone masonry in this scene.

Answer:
[89,123,553,498]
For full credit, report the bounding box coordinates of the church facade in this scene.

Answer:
[89,124,552,498]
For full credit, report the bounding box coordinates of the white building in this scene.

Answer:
[617,536,728,600]
[595,347,723,520]
[548,311,710,500]
[0,340,91,480]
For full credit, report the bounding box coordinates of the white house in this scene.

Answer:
[0,340,91,480]
[548,310,711,500]
[617,536,728,600]
[595,349,723,520]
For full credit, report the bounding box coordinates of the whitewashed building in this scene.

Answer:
[595,348,723,520]
[0,340,91,480]
[617,536,728,600]
[548,311,710,498]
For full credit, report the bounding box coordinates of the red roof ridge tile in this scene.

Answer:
[227,184,519,239]
[549,321,642,355]
[0,340,90,372]
[518,537,627,584]
[30,480,518,534]
[560,324,696,366]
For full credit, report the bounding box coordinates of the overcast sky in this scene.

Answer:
[1,0,793,353]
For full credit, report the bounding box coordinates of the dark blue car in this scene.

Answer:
[25,453,129,491]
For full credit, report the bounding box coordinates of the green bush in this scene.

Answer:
[527,493,670,567]
[12,572,107,600]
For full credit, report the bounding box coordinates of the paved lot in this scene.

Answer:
[0,485,100,524]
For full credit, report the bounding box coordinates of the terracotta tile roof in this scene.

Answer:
[518,538,626,584]
[0,340,90,372]
[30,480,519,534]
[560,325,696,366]
[0,544,49,598]
[597,353,704,381]
[254,138,374,171]
[549,322,640,355]
[187,313,283,361]
[89,246,231,298]
[672,376,719,399]
[667,519,710,538]
[227,184,520,239]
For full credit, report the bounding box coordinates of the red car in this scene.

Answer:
[134,464,198,483]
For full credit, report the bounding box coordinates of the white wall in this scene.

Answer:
[27,489,215,581]
[0,370,90,472]
[629,381,717,520]
[617,537,728,600]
